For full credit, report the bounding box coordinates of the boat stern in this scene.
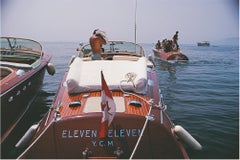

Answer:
[19,111,187,159]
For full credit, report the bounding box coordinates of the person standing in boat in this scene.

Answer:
[172,31,179,51]
[90,29,108,60]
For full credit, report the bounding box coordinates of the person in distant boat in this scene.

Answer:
[89,29,108,60]
[172,31,179,50]
[155,40,161,50]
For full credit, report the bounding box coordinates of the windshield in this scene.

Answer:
[81,41,145,57]
[0,37,42,55]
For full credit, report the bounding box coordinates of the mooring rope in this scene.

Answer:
[129,104,153,159]
[119,74,155,159]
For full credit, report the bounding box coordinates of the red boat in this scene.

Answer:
[0,37,55,157]
[18,41,201,159]
[153,48,189,62]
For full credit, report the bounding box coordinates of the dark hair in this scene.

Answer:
[93,29,99,34]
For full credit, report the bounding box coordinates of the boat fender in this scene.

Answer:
[47,63,56,75]
[16,69,25,76]
[174,125,202,150]
[15,124,39,148]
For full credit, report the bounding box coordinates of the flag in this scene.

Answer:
[99,71,116,138]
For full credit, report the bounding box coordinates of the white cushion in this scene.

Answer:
[66,57,147,94]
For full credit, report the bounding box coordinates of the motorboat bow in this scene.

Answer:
[18,41,200,159]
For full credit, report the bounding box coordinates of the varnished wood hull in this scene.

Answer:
[18,65,188,159]
[20,113,187,159]
[18,41,189,159]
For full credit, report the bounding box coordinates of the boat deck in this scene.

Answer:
[58,90,151,118]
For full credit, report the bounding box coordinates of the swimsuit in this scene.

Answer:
[91,54,101,60]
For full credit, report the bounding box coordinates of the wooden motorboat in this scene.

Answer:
[0,37,55,157]
[18,41,201,159]
[152,48,189,62]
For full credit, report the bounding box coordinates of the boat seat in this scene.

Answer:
[0,61,33,69]
[66,57,147,94]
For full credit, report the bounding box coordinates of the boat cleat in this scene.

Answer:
[82,147,92,158]
[114,147,124,158]
[146,114,155,121]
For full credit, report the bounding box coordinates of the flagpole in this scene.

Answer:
[99,71,116,138]
[134,0,137,53]
[134,0,137,45]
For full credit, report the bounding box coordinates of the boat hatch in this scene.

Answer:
[83,97,125,113]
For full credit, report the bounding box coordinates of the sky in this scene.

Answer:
[1,0,239,44]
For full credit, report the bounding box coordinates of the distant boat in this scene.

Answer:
[0,37,55,156]
[197,41,210,46]
[17,40,201,159]
[153,38,188,63]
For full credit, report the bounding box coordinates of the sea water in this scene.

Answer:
[6,42,239,159]
[151,44,239,159]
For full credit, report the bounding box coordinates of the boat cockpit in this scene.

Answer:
[0,37,43,69]
[67,41,149,95]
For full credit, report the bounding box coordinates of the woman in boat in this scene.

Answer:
[89,29,107,60]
